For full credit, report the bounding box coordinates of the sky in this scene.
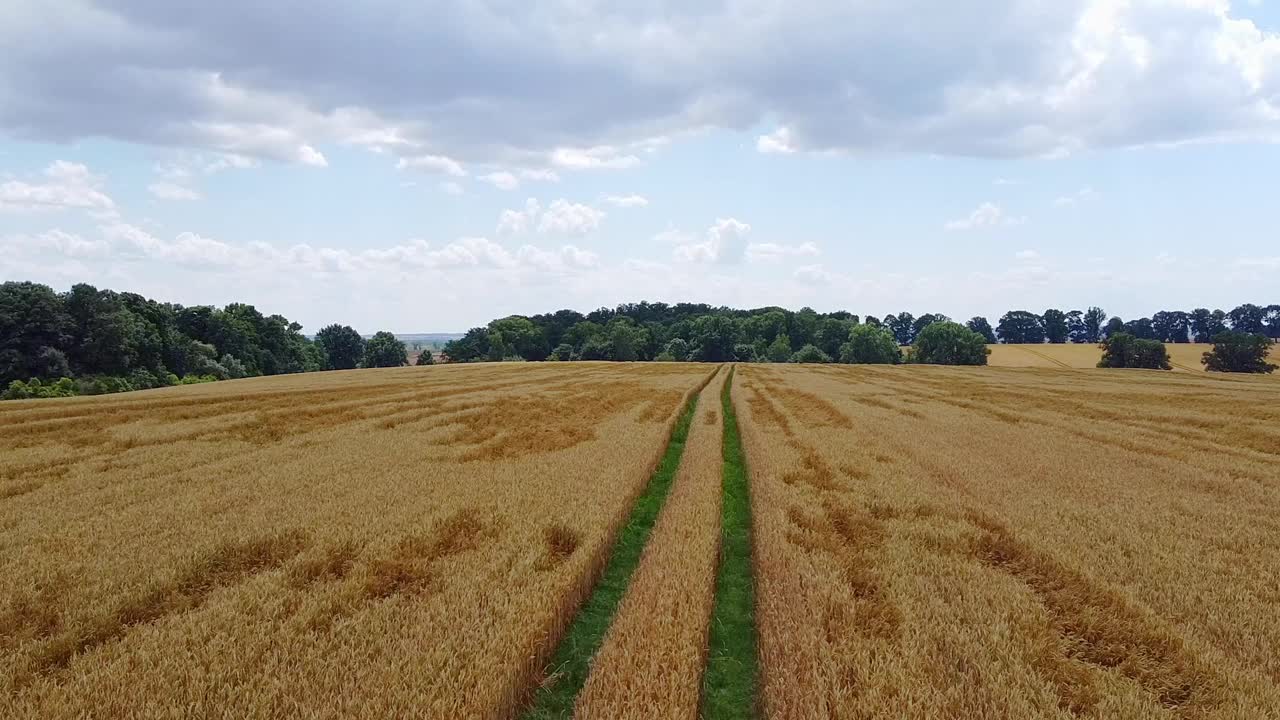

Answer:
[2,1,1279,333]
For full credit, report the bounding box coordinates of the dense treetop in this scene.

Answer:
[0,281,406,398]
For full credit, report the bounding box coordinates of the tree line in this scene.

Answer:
[444,302,1278,372]
[0,281,416,400]
[5,284,1275,401]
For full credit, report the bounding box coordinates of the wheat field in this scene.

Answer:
[0,362,712,718]
[735,363,1280,719]
[5,360,1279,718]
[985,343,1276,374]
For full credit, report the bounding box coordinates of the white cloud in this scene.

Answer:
[440,181,465,196]
[674,218,752,264]
[756,127,797,154]
[0,161,115,213]
[479,171,520,190]
[0,229,111,259]
[5,2,1278,165]
[944,202,1026,231]
[537,199,606,235]
[497,198,605,235]
[103,223,248,267]
[747,241,820,263]
[155,152,258,181]
[559,245,599,268]
[1053,186,1097,207]
[551,146,642,169]
[1235,256,1280,270]
[148,182,202,201]
[793,264,834,284]
[1015,249,1040,260]
[516,244,600,271]
[604,194,649,208]
[520,169,560,182]
[297,145,328,167]
[43,220,600,279]
[653,228,695,245]
[397,154,467,177]
[203,154,259,174]
[497,199,541,235]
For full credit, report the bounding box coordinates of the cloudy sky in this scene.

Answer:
[2,1,1279,332]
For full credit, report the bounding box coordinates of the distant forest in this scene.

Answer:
[3,281,1277,400]
[443,302,1280,363]
[0,281,411,399]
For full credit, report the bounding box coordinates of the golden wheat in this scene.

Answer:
[735,363,1280,719]
[0,362,711,718]
[574,365,728,719]
[986,342,1279,374]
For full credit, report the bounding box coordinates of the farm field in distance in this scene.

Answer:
[3,361,1280,718]
[986,343,1273,373]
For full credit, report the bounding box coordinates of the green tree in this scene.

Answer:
[363,331,408,368]
[63,284,143,375]
[691,315,738,362]
[839,325,901,364]
[1098,333,1171,370]
[1189,308,1228,343]
[789,307,820,349]
[1042,309,1069,344]
[1228,304,1266,334]
[966,316,997,344]
[218,354,250,379]
[815,317,854,358]
[1079,307,1107,343]
[907,322,990,365]
[608,320,645,362]
[528,309,586,349]
[578,334,614,360]
[415,348,435,366]
[443,327,490,362]
[1152,311,1190,343]
[1202,332,1276,374]
[742,310,787,349]
[0,281,69,384]
[996,311,1045,343]
[1103,316,1125,338]
[184,341,227,378]
[663,338,690,362]
[733,343,759,362]
[1265,305,1280,340]
[563,321,604,352]
[1123,317,1157,340]
[789,344,832,363]
[766,334,793,363]
[884,313,916,344]
[911,313,950,340]
[488,316,548,360]
[36,347,71,379]
[315,324,365,370]
[485,332,514,361]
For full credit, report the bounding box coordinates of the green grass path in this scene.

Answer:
[701,366,760,719]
